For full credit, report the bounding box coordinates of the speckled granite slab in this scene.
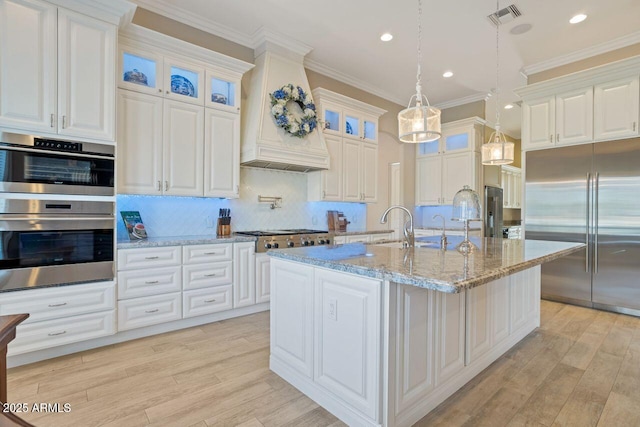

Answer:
[117,234,256,249]
[267,239,585,293]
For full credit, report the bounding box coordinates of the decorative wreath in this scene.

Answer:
[269,84,318,138]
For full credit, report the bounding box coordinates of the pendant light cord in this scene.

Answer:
[416,0,422,89]
[494,0,501,131]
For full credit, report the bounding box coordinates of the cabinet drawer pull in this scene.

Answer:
[204,299,217,303]
[62,115,66,129]
[144,256,160,260]
[145,309,160,314]
[48,330,66,337]
[550,134,553,143]
[50,113,55,128]
[157,181,161,191]
[204,273,217,277]
[48,302,67,307]
[556,133,560,142]
[204,252,219,255]
[144,280,159,284]
[164,181,169,191]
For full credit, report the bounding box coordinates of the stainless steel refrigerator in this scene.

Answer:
[525,138,640,315]
[484,186,503,238]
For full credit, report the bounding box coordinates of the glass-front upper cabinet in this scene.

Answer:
[119,47,163,96]
[321,102,341,134]
[344,113,360,139]
[205,70,240,112]
[363,118,377,141]
[417,139,441,156]
[443,130,470,153]
[164,58,204,105]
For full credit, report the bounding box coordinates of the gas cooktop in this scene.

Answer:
[235,229,333,252]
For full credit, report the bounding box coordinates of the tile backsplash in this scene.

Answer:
[117,167,366,240]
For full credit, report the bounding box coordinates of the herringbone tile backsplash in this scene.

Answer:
[117,167,366,240]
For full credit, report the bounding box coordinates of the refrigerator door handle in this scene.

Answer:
[586,173,591,273]
[594,172,599,274]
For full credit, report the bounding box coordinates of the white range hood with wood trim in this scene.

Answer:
[240,29,329,172]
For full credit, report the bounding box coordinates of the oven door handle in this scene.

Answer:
[0,217,114,231]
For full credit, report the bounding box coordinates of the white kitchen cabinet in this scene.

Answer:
[314,268,381,419]
[521,88,592,150]
[2,281,116,356]
[343,138,378,202]
[204,108,240,198]
[270,258,315,378]
[307,134,343,201]
[517,58,640,152]
[255,253,271,304]
[117,90,204,196]
[233,241,256,308]
[163,99,204,196]
[416,118,484,206]
[183,285,233,318]
[118,266,182,299]
[555,87,593,146]
[0,0,116,142]
[310,88,385,203]
[118,29,251,198]
[594,76,639,140]
[501,165,522,209]
[435,291,465,386]
[416,151,481,206]
[117,292,182,331]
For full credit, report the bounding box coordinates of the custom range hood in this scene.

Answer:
[241,29,329,172]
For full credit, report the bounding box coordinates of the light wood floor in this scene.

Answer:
[7,300,640,427]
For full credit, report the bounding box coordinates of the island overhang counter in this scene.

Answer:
[267,239,584,427]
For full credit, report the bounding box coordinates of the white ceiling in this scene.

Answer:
[133,0,640,138]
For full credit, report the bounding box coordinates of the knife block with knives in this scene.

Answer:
[217,208,231,237]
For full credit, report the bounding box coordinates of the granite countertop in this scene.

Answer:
[117,234,256,249]
[267,238,584,294]
[333,229,393,236]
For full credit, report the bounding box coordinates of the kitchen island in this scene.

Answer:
[267,238,583,427]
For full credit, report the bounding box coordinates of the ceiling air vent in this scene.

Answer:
[487,4,521,26]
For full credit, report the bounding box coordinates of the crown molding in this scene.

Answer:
[119,25,254,75]
[522,31,640,77]
[434,93,489,110]
[305,59,405,107]
[312,88,387,117]
[51,0,136,26]
[515,55,640,99]
[131,0,254,47]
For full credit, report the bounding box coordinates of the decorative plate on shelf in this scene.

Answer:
[171,75,195,97]
[211,93,228,104]
[346,121,353,135]
[123,69,149,86]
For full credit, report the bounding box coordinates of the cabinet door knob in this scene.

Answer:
[158,88,162,93]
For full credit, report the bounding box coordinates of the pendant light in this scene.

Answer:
[481,0,514,165]
[398,0,441,143]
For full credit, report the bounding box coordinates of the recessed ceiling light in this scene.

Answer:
[504,104,514,110]
[442,71,454,78]
[510,23,532,35]
[380,33,393,42]
[570,14,587,24]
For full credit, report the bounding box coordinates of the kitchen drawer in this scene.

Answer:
[345,235,371,243]
[0,282,115,325]
[117,246,181,271]
[183,285,233,318]
[8,310,116,356]
[183,243,232,264]
[370,232,393,242]
[117,266,182,299]
[183,261,232,290]
[117,292,182,331]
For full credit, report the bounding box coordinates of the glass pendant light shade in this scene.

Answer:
[398,102,441,143]
[452,185,481,221]
[398,0,441,144]
[482,127,514,165]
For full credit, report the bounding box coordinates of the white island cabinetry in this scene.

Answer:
[269,241,558,426]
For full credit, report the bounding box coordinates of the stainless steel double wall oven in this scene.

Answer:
[0,132,115,291]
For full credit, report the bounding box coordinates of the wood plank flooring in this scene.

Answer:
[7,300,640,426]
